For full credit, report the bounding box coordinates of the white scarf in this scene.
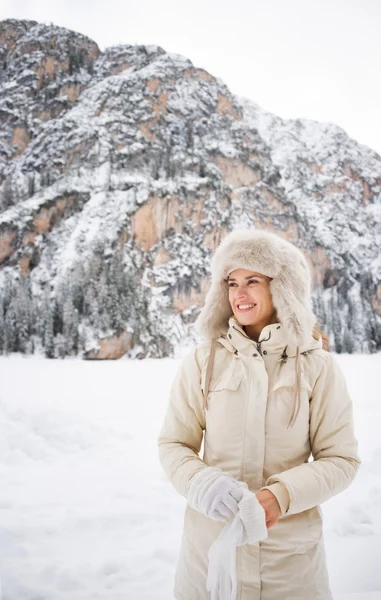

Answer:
[206,488,268,600]
[188,469,268,600]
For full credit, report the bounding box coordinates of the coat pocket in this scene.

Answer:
[267,371,312,435]
[203,358,245,464]
[205,361,244,415]
[270,506,322,553]
[202,355,243,396]
[271,372,312,396]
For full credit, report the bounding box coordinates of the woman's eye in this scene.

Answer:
[228,280,259,287]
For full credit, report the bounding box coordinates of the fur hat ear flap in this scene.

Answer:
[269,265,315,347]
[195,278,232,340]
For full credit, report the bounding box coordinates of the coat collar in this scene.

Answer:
[220,316,322,358]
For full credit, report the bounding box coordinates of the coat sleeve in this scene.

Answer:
[157,346,209,498]
[263,353,361,516]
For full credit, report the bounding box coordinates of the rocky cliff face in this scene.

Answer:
[0,18,380,358]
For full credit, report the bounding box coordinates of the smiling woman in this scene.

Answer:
[227,270,277,341]
[158,229,360,600]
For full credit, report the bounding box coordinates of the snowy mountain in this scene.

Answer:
[0,18,380,358]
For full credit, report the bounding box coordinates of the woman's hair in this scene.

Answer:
[313,324,330,352]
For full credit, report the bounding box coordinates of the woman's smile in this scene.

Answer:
[236,303,257,312]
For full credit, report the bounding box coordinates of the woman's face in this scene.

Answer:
[228,268,278,336]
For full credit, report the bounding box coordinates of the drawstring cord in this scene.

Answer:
[203,338,217,411]
[280,345,302,429]
[256,330,272,355]
[287,346,301,429]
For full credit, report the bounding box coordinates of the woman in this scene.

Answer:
[158,229,360,600]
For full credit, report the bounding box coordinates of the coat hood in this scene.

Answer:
[195,229,316,348]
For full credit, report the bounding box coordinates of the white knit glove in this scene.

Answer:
[237,488,268,544]
[188,467,248,522]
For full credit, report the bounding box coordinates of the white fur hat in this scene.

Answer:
[195,229,315,347]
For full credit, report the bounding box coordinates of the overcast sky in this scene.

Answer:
[1,0,380,154]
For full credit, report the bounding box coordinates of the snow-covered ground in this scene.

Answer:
[0,353,380,600]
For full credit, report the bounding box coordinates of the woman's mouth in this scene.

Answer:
[237,303,256,313]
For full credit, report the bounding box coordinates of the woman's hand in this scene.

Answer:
[255,489,281,529]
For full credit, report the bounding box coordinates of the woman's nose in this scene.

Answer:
[235,285,247,297]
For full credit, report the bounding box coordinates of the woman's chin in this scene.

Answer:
[234,313,260,327]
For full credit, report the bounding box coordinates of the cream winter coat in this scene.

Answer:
[158,317,360,600]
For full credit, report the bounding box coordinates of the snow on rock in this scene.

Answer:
[0,19,381,358]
